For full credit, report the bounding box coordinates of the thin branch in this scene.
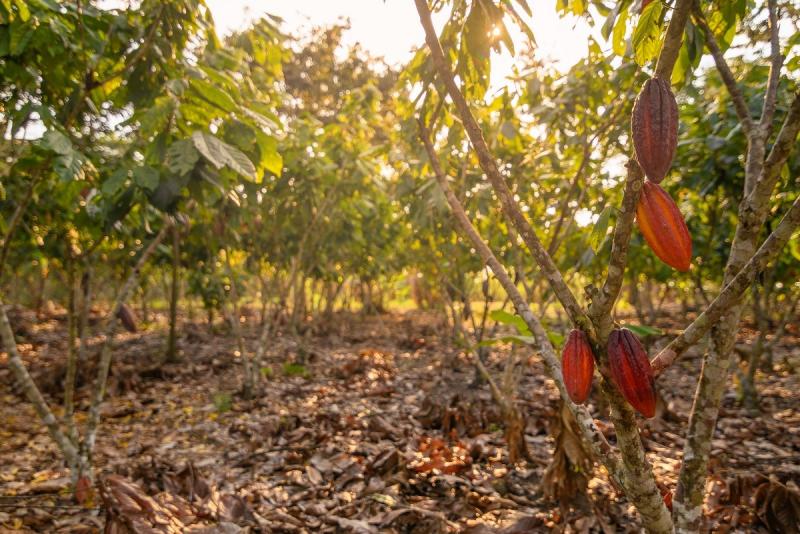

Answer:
[651,194,800,374]
[693,8,755,136]
[418,119,622,481]
[588,159,644,325]
[654,0,694,80]
[1,301,81,465]
[759,0,783,133]
[750,92,800,204]
[0,168,45,280]
[413,0,592,334]
[82,224,169,461]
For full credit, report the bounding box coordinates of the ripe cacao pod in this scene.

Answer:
[607,328,656,418]
[116,303,138,333]
[631,77,678,183]
[561,329,594,404]
[636,180,692,271]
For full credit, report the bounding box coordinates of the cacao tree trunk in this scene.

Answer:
[165,224,180,363]
[673,35,800,526]
[78,263,92,363]
[63,258,80,446]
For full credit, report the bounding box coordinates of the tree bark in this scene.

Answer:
[165,224,180,363]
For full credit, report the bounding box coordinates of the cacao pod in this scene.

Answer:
[631,77,678,183]
[607,328,656,418]
[636,180,692,271]
[561,329,594,404]
[116,303,138,333]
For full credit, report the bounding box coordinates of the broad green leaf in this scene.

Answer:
[478,334,537,347]
[622,323,663,337]
[490,309,532,336]
[189,78,238,113]
[547,330,565,348]
[133,166,159,192]
[632,0,663,66]
[166,139,199,176]
[41,130,73,155]
[590,205,613,252]
[789,231,800,262]
[9,20,33,55]
[191,131,256,181]
[612,6,629,57]
[102,168,129,196]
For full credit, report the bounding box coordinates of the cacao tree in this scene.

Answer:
[406,0,800,531]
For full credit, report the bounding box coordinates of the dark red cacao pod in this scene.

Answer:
[607,328,656,418]
[636,180,692,271]
[631,77,678,183]
[562,329,594,404]
[116,303,138,333]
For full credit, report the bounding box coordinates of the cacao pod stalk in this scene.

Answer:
[631,77,678,183]
[636,180,692,271]
[607,328,656,418]
[561,329,594,404]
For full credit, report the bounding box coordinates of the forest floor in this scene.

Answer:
[0,306,798,533]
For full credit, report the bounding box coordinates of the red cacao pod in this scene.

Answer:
[607,328,656,418]
[116,303,138,333]
[561,329,594,404]
[631,77,678,183]
[636,180,692,271]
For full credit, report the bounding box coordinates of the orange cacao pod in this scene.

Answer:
[116,303,138,333]
[607,328,656,418]
[631,77,678,183]
[636,181,692,271]
[562,329,594,404]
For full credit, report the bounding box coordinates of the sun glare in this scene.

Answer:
[206,0,596,79]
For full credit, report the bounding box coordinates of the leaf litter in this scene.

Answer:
[0,307,798,532]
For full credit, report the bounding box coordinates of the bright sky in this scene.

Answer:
[206,0,596,82]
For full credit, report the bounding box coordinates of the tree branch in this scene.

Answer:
[1,300,81,465]
[82,224,169,462]
[588,159,644,325]
[759,0,783,134]
[750,92,800,205]
[417,119,622,482]
[0,167,45,281]
[693,8,755,136]
[413,0,592,334]
[654,0,694,80]
[651,194,800,374]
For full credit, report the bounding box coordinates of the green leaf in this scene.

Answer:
[632,0,663,66]
[189,78,238,113]
[789,230,800,262]
[478,334,537,347]
[612,6,629,57]
[547,330,565,348]
[165,139,199,176]
[133,166,159,192]
[9,20,33,55]
[256,131,282,177]
[13,0,29,22]
[621,323,663,337]
[490,309,532,336]
[191,131,256,181]
[102,168,129,196]
[590,205,613,252]
[41,130,73,156]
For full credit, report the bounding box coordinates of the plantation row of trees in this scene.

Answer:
[1,0,799,532]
